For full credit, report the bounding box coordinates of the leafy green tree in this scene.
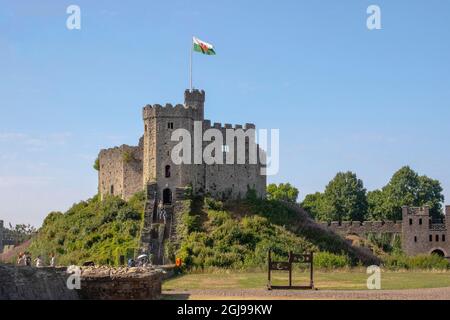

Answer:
[301,192,331,221]
[368,166,444,220]
[322,172,368,222]
[266,183,299,203]
[367,190,385,220]
[93,158,100,171]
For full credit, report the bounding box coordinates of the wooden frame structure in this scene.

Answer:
[267,249,315,290]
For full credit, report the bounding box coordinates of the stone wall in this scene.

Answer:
[202,121,266,200]
[319,220,402,236]
[0,265,79,300]
[0,265,163,300]
[79,266,162,300]
[320,206,450,259]
[402,206,450,258]
[98,143,143,201]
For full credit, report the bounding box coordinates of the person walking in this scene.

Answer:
[50,253,56,267]
[34,255,43,267]
[17,252,26,265]
[24,252,32,266]
[162,209,167,224]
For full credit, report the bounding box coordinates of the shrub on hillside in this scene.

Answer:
[313,252,352,269]
[383,254,450,270]
[28,192,145,266]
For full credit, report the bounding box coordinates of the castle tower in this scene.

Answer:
[184,89,205,121]
[401,206,430,256]
[142,90,206,203]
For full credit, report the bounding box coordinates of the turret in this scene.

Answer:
[184,89,205,120]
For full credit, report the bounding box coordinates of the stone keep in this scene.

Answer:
[98,89,266,203]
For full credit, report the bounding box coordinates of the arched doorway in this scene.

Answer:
[163,188,172,205]
[431,249,445,257]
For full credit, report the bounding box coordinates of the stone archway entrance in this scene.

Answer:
[163,188,172,205]
[430,249,446,257]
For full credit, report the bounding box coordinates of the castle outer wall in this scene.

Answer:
[320,206,450,259]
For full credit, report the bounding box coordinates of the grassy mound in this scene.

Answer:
[172,196,378,269]
[28,192,145,266]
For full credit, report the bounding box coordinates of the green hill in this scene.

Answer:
[28,193,145,266]
[170,196,378,269]
[27,192,379,268]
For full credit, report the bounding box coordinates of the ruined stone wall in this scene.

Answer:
[319,220,402,236]
[98,144,143,201]
[79,266,162,300]
[0,265,163,300]
[202,121,266,200]
[122,141,143,200]
[0,266,79,300]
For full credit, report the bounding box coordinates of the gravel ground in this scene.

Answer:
[163,287,450,300]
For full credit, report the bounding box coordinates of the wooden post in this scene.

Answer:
[288,251,292,287]
[310,252,314,289]
[267,249,272,290]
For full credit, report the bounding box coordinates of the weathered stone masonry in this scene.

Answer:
[98,89,266,202]
[0,265,162,300]
[321,206,450,259]
[98,89,267,264]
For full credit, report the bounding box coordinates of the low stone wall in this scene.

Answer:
[0,265,79,300]
[319,220,402,236]
[0,265,163,300]
[79,266,162,300]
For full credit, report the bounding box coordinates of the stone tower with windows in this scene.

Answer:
[98,89,266,205]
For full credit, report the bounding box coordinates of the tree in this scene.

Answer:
[322,172,368,222]
[301,192,331,221]
[266,183,299,203]
[93,158,100,171]
[368,166,444,220]
[367,190,385,220]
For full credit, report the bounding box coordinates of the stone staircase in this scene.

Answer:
[139,185,175,265]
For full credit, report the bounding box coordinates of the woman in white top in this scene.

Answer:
[35,256,43,267]
[50,254,56,267]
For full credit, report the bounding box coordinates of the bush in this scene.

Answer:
[28,192,145,266]
[175,199,319,269]
[204,197,224,211]
[313,252,351,269]
[383,254,450,270]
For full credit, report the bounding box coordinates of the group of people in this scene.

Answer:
[17,252,56,268]
[157,207,168,224]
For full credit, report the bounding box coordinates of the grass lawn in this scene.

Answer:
[163,269,450,291]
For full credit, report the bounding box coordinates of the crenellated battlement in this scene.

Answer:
[402,206,430,216]
[320,220,402,235]
[142,103,197,120]
[184,89,205,104]
[202,120,256,131]
[99,88,266,210]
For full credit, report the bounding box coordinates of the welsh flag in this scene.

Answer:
[193,37,216,55]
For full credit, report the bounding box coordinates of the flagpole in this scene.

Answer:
[190,37,193,91]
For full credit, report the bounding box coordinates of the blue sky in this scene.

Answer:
[1,0,449,227]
